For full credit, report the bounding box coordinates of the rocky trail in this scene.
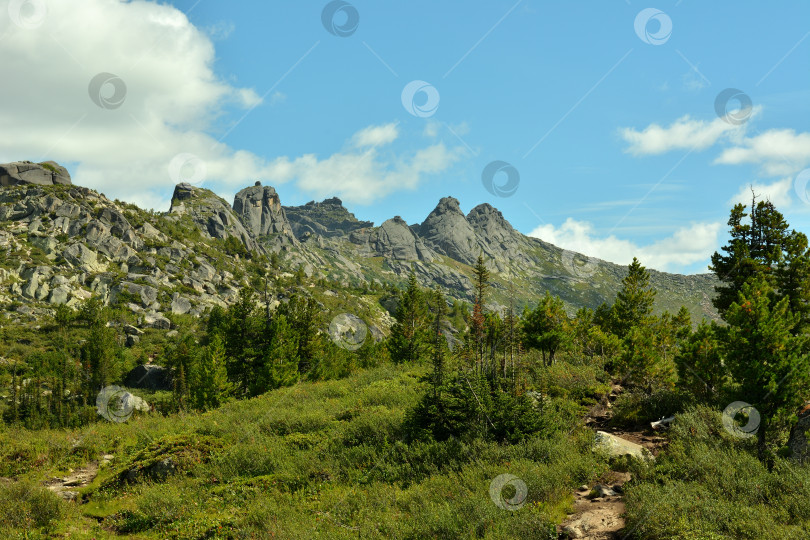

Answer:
[557,385,669,539]
[44,453,113,502]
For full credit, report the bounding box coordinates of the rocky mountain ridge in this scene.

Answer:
[0,162,719,331]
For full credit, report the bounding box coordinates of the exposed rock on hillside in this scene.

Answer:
[168,183,258,252]
[233,183,297,248]
[0,163,720,324]
[285,197,373,239]
[418,197,478,265]
[0,161,72,187]
[371,217,437,262]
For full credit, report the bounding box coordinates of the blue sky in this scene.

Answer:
[1,1,809,274]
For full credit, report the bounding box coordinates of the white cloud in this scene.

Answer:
[529,218,723,273]
[620,112,755,155]
[350,123,399,148]
[714,129,810,177]
[265,126,463,204]
[0,0,287,210]
[728,177,794,209]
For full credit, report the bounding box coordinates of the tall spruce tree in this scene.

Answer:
[388,270,429,364]
[429,287,448,398]
[521,292,570,366]
[612,257,656,339]
[471,254,490,373]
[710,197,810,332]
[190,334,232,410]
[723,278,810,463]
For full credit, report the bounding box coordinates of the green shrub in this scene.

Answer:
[0,481,63,532]
[611,388,692,428]
[625,405,810,539]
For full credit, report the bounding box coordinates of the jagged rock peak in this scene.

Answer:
[467,203,514,231]
[284,196,373,240]
[233,184,297,245]
[418,196,477,265]
[0,161,72,187]
[167,183,259,252]
[432,196,463,215]
[373,217,436,262]
[170,182,196,204]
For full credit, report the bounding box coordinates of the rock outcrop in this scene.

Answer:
[284,197,373,239]
[0,161,72,187]
[0,161,721,325]
[371,217,436,262]
[169,183,258,252]
[418,197,478,265]
[124,364,173,391]
[233,183,297,247]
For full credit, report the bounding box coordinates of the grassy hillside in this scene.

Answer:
[0,363,607,539]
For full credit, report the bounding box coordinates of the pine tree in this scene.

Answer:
[388,270,429,364]
[429,288,448,398]
[612,257,655,339]
[471,254,490,373]
[174,364,189,411]
[675,321,725,404]
[79,297,117,392]
[710,198,810,332]
[190,334,232,410]
[282,294,321,373]
[258,313,300,392]
[724,278,810,463]
[521,292,570,366]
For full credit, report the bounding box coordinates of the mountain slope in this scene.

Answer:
[0,162,719,328]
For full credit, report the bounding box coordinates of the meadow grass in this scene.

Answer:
[0,363,607,538]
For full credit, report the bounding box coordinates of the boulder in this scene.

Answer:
[594,431,654,462]
[117,282,158,307]
[48,286,70,305]
[63,243,104,272]
[170,294,192,315]
[143,312,171,330]
[123,364,172,391]
[123,324,143,336]
[0,161,72,187]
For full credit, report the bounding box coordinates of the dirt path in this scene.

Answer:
[557,385,668,539]
[44,454,113,501]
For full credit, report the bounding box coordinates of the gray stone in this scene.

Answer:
[144,312,171,330]
[118,282,158,307]
[48,286,70,305]
[0,161,72,186]
[125,334,140,347]
[284,196,373,240]
[171,294,192,315]
[168,183,258,251]
[594,431,653,462]
[372,216,436,261]
[123,324,143,336]
[63,243,104,272]
[233,184,297,244]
